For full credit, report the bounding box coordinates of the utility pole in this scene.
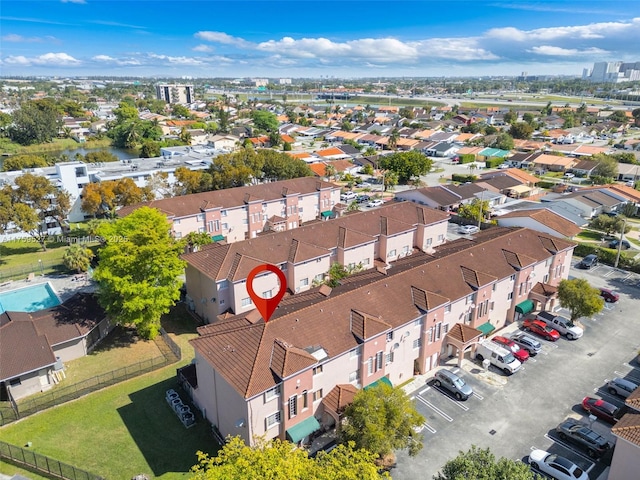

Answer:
[614,217,627,269]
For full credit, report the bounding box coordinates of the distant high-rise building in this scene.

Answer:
[156,84,194,104]
[279,78,292,85]
[582,61,640,83]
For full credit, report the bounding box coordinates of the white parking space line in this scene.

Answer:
[419,387,430,395]
[544,433,598,465]
[472,392,484,400]
[432,386,470,411]
[423,423,436,434]
[415,396,454,422]
[451,368,461,374]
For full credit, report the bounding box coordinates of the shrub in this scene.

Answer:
[484,157,504,168]
[452,173,477,183]
[459,154,476,164]
[537,181,555,189]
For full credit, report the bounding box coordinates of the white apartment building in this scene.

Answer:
[156,84,195,104]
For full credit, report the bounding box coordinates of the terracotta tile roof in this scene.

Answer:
[0,311,56,382]
[460,265,497,288]
[281,134,295,143]
[408,186,461,207]
[608,185,640,203]
[316,147,346,157]
[446,323,483,343]
[287,152,314,160]
[498,209,581,237]
[380,216,414,236]
[532,154,575,167]
[191,227,576,398]
[118,178,337,219]
[531,282,558,297]
[626,383,640,412]
[502,249,537,269]
[503,169,539,185]
[269,338,318,379]
[322,384,357,414]
[183,202,449,281]
[410,286,449,312]
[612,412,640,446]
[337,226,376,249]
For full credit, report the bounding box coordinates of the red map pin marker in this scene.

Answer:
[246,264,287,323]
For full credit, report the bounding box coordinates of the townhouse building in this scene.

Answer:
[184,226,575,447]
[118,177,341,241]
[181,202,450,323]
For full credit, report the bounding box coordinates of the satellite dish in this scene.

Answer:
[393,343,400,350]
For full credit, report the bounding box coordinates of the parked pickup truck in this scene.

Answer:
[535,311,583,340]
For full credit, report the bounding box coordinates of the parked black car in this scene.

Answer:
[556,418,611,458]
[577,254,598,269]
[609,239,631,250]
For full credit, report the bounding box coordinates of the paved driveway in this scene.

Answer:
[394,264,640,479]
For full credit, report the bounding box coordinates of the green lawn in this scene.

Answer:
[0,137,113,156]
[0,366,218,480]
[576,230,607,242]
[0,460,54,480]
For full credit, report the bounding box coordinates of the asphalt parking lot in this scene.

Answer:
[394,262,640,480]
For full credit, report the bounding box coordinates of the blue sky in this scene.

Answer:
[1,0,640,78]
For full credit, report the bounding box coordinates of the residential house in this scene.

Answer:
[497,209,581,239]
[0,293,111,401]
[208,134,240,151]
[395,183,484,212]
[541,188,627,219]
[531,154,576,173]
[568,159,598,178]
[181,202,450,322]
[423,142,459,157]
[184,227,575,447]
[117,178,341,242]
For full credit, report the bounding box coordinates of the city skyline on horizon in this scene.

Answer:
[1,1,640,79]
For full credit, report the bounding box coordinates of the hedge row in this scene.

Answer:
[458,154,476,164]
[485,157,504,168]
[575,243,640,273]
[452,173,478,183]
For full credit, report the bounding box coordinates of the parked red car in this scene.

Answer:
[599,288,619,303]
[491,336,530,362]
[522,319,560,341]
[581,397,620,425]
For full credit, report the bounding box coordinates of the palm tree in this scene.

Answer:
[388,129,400,150]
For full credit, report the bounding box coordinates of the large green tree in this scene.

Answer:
[340,383,424,459]
[190,437,386,480]
[509,122,534,140]
[94,207,185,339]
[2,154,49,172]
[251,110,279,133]
[457,199,490,223]
[557,278,604,321]
[9,99,61,145]
[592,154,618,180]
[379,151,432,184]
[10,173,70,250]
[434,446,535,480]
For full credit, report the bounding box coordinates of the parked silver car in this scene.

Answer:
[510,332,542,356]
[433,369,473,401]
[607,377,639,398]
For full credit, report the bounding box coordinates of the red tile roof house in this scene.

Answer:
[497,209,581,239]
[118,178,341,243]
[0,293,111,400]
[184,227,575,447]
[609,388,640,479]
[181,202,450,322]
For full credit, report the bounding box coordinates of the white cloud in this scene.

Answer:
[529,46,608,56]
[61,0,86,4]
[192,44,213,52]
[195,31,250,48]
[2,34,44,43]
[149,53,204,66]
[3,52,80,66]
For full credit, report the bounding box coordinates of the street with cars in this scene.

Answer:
[393,258,640,480]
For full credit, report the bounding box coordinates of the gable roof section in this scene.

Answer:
[269,338,318,380]
[460,265,497,289]
[410,286,450,312]
[322,384,357,414]
[499,209,581,237]
[612,412,640,446]
[337,226,376,249]
[118,177,338,219]
[446,323,483,343]
[502,249,536,270]
[350,309,391,341]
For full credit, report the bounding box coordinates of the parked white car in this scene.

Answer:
[458,225,480,235]
[529,449,588,480]
[367,199,384,208]
[340,191,357,201]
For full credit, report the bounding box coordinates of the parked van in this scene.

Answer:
[536,311,583,340]
[475,341,522,375]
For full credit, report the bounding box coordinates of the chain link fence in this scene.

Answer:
[0,259,68,282]
[0,440,105,480]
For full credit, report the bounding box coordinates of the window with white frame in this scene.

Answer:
[492,283,497,292]
[385,352,394,365]
[507,292,513,300]
[265,385,281,401]
[435,322,442,340]
[443,324,449,334]
[262,289,273,298]
[426,237,433,246]
[198,227,205,233]
[313,365,323,375]
[386,331,394,342]
[349,371,359,382]
[367,357,374,375]
[241,297,252,307]
[427,327,434,344]
[376,352,383,370]
[490,301,495,311]
[445,304,451,314]
[362,258,370,266]
[543,274,549,283]
[222,223,228,230]
[463,310,472,323]
[437,234,445,242]
[242,218,248,224]
[174,219,181,225]
[221,210,228,217]
[313,389,323,402]
[510,274,516,282]
[300,278,309,287]
[197,213,204,221]
[350,347,360,359]
[402,245,409,255]
[412,338,422,349]
[265,411,281,429]
[314,273,323,283]
[414,317,423,327]
[302,391,308,410]
[218,280,228,290]
[388,249,397,258]
[288,395,297,419]
[174,232,182,239]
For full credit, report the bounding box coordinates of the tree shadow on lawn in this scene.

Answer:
[87,325,145,355]
[161,303,203,336]
[117,377,219,477]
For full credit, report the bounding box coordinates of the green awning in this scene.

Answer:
[477,322,495,336]
[321,210,333,218]
[286,416,320,443]
[515,299,534,315]
[211,234,225,242]
[364,376,393,391]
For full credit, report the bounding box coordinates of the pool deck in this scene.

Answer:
[0,273,96,303]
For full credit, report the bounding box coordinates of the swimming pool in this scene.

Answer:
[0,282,62,314]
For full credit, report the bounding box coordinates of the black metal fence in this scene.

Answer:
[0,259,68,282]
[0,440,105,480]
[1,332,182,426]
